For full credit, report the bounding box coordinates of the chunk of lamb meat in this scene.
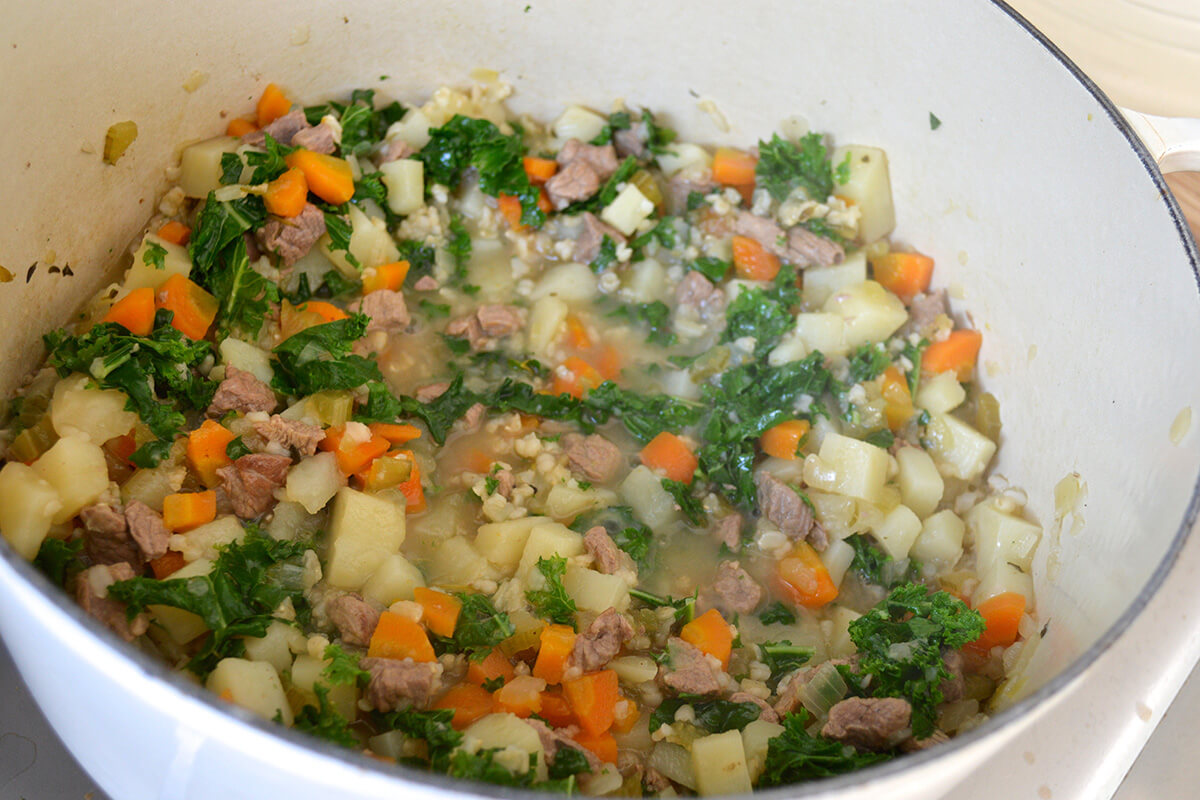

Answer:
[567,608,635,673]
[900,729,951,753]
[217,453,291,518]
[326,593,381,647]
[76,563,150,642]
[378,139,414,164]
[584,526,634,575]
[446,305,525,351]
[457,402,487,432]
[755,471,827,549]
[733,211,844,268]
[491,468,515,499]
[208,366,278,417]
[561,433,624,483]
[361,657,441,711]
[659,637,721,695]
[613,122,647,160]
[728,691,779,724]
[124,500,170,561]
[703,561,763,616]
[415,382,449,403]
[254,415,324,457]
[674,271,726,319]
[643,768,673,793]
[712,513,742,550]
[544,139,619,209]
[241,109,309,147]
[80,503,140,567]
[940,648,966,703]
[664,175,715,215]
[255,202,327,267]
[900,290,948,338]
[822,697,913,751]
[359,289,410,333]
[573,211,626,264]
[290,121,337,155]
[525,719,603,772]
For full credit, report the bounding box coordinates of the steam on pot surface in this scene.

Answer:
[0,80,1045,795]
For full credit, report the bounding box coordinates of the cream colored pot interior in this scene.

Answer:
[1,0,1199,797]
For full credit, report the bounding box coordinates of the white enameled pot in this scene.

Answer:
[1,1,1199,799]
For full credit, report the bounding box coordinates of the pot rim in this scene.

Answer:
[2,0,1199,797]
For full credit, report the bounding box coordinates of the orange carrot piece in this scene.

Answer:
[368,423,422,445]
[523,156,558,185]
[155,273,218,340]
[539,690,576,727]
[965,592,1027,655]
[149,550,187,579]
[775,541,839,609]
[104,432,138,466]
[319,425,391,475]
[295,300,348,323]
[922,329,983,381]
[368,611,436,662]
[596,344,622,382]
[393,450,426,513]
[156,220,192,246]
[731,235,781,281]
[639,431,698,484]
[433,684,495,730]
[880,366,915,432]
[573,730,618,764]
[564,314,593,350]
[871,251,935,304]
[256,83,291,127]
[760,420,811,461]
[712,147,758,186]
[497,193,526,231]
[186,419,236,488]
[264,167,309,218]
[414,587,462,638]
[362,260,410,294]
[551,356,603,399]
[493,675,546,718]
[162,491,217,532]
[533,624,577,685]
[102,287,156,336]
[284,149,355,205]
[467,648,516,687]
[226,117,258,138]
[563,670,620,736]
[680,608,734,669]
[612,695,640,734]
[537,188,553,214]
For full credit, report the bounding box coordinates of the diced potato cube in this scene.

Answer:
[475,516,550,571]
[966,500,1041,574]
[910,510,966,568]
[820,536,856,587]
[242,620,306,674]
[627,257,667,303]
[553,106,607,143]
[741,720,785,782]
[563,566,630,613]
[48,374,135,446]
[361,552,426,605]
[379,158,424,216]
[385,109,432,150]
[656,143,713,179]
[870,504,922,560]
[428,536,499,588]
[609,655,659,685]
[325,488,406,590]
[285,453,345,514]
[122,235,192,295]
[802,250,867,309]
[219,338,274,386]
[121,460,186,512]
[620,465,680,530]
[822,281,908,348]
[290,654,359,720]
[824,605,862,659]
[802,433,890,504]
[178,136,240,199]
[916,370,966,414]
[691,730,753,795]
[517,523,584,583]
[924,413,997,482]
[206,657,293,725]
[601,184,655,236]
[531,261,598,302]
[169,514,244,562]
[0,462,63,559]
[544,484,614,522]
[465,713,547,779]
[31,435,109,524]
[896,447,944,519]
[791,312,848,357]
[528,295,569,357]
[150,557,213,644]
[973,559,1035,607]
[265,500,322,542]
[318,204,400,277]
[831,145,895,244]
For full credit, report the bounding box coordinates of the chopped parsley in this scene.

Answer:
[143,241,167,270]
[689,255,732,283]
[721,264,801,356]
[930,112,942,131]
[446,213,472,282]
[661,478,706,526]
[32,537,84,586]
[756,132,838,203]
[589,235,618,272]
[270,314,382,396]
[759,601,797,626]
[759,711,892,785]
[607,300,677,347]
[432,592,515,662]
[525,555,577,627]
[650,697,762,733]
[294,685,357,747]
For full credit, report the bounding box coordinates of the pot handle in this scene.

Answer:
[1121,109,1200,174]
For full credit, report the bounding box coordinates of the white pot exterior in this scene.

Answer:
[1,1,1199,798]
